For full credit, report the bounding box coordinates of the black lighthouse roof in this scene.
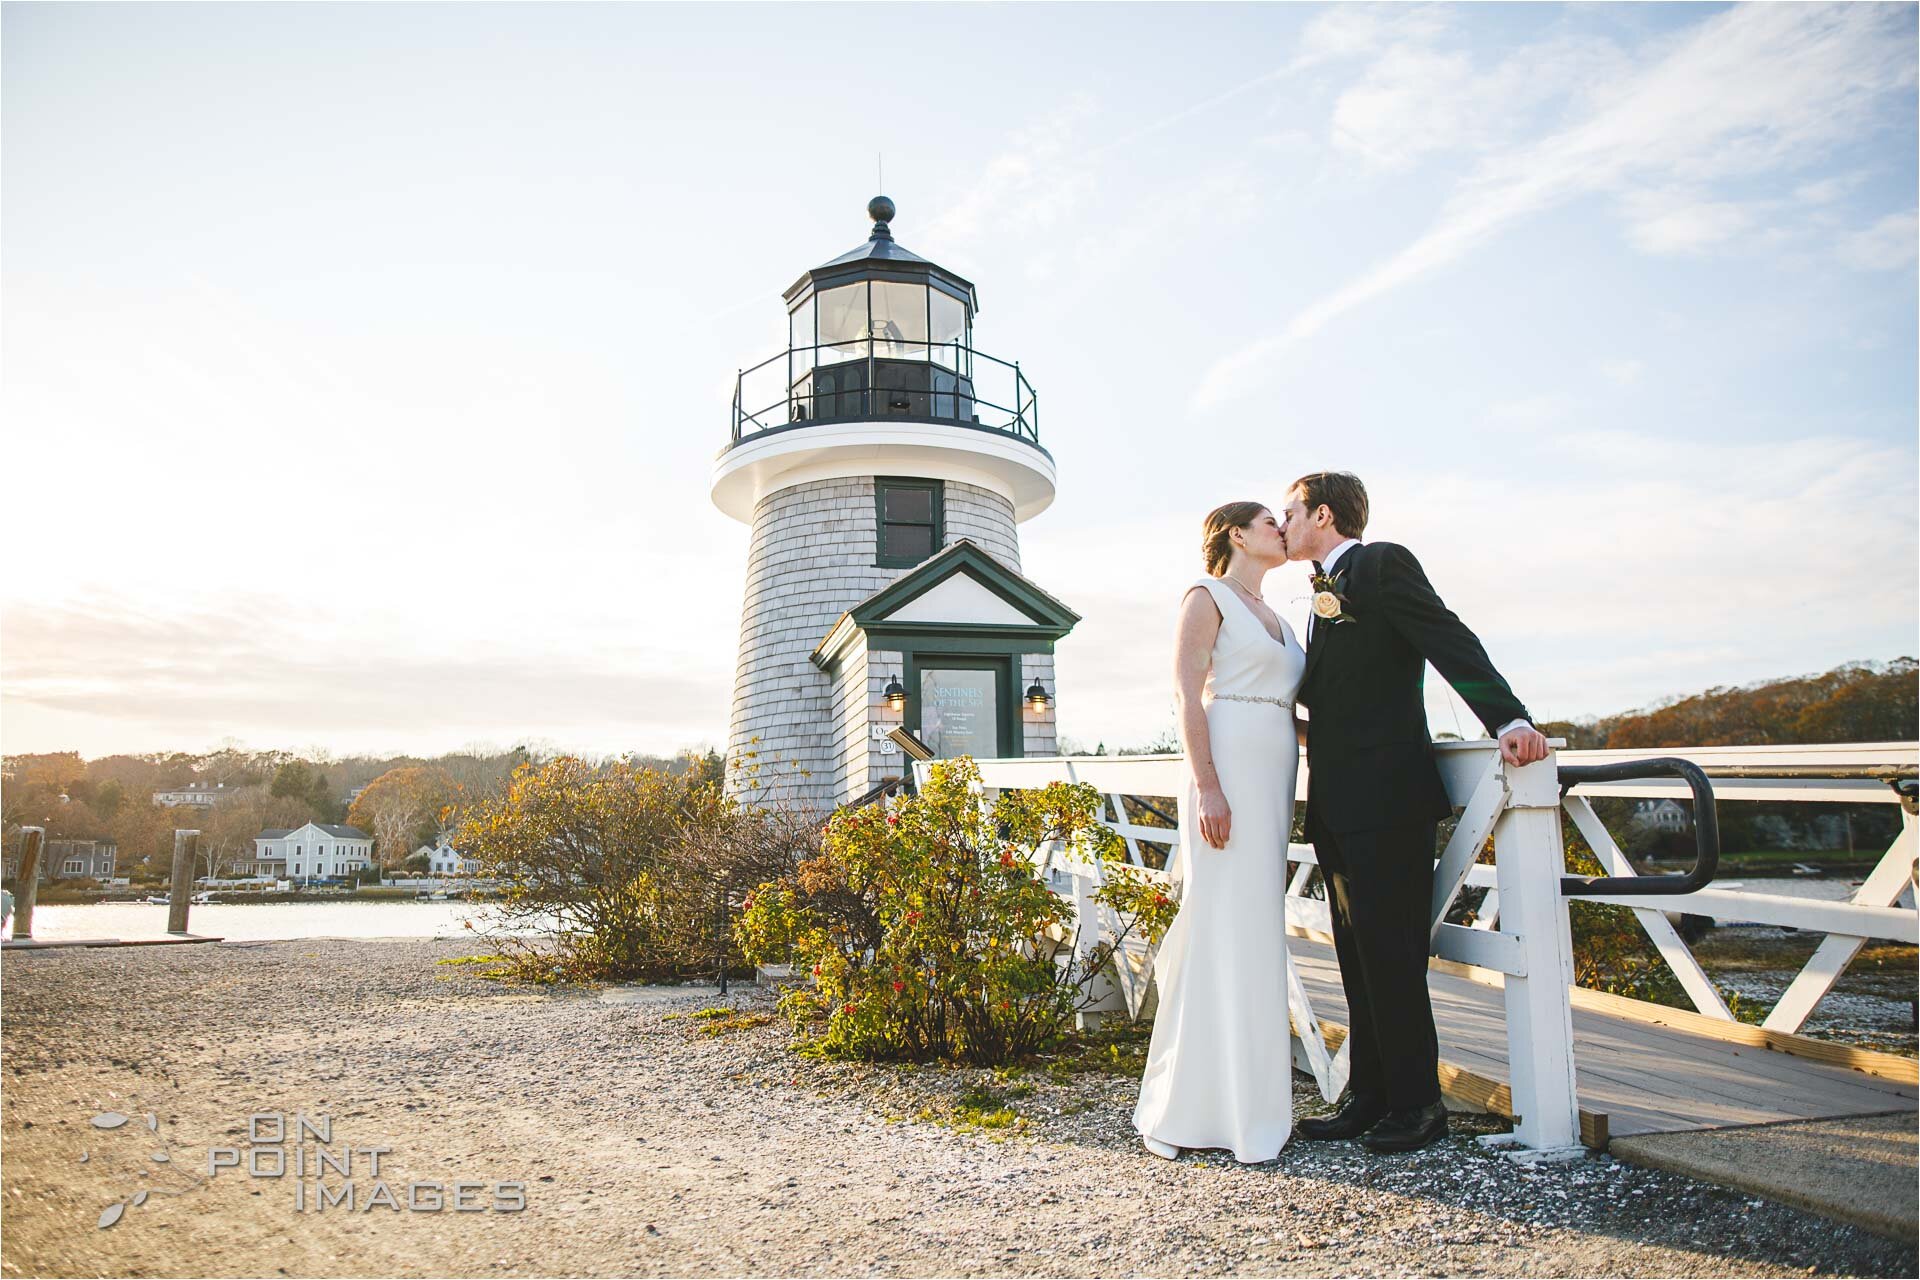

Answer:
[782,197,980,314]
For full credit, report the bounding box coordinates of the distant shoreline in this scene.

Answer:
[12,886,502,906]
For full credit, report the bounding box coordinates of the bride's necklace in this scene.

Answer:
[1223,572,1287,646]
[1222,572,1266,604]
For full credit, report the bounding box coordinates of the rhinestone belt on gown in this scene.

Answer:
[1208,693,1294,709]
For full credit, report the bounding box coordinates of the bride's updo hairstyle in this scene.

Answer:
[1201,501,1269,577]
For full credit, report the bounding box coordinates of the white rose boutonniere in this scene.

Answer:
[1308,569,1356,625]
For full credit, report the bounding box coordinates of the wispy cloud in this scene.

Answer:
[1377,430,1918,646]
[1593,358,1643,385]
[925,95,1101,247]
[1194,2,1917,409]
[1291,3,1448,70]
[1836,210,1920,272]
[1329,31,1625,170]
[1,594,726,756]
[1617,188,1756,255]
[926,5,1430,255]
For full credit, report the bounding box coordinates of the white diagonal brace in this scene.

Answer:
[1105,793,1145,867]
[1472,888,1502,930]
[1563,795,1733,1019]
[1288,957,1349,1103]
[1430,758,1506,938]
[1762,819,1918,1033]
[1287,858,1317,898]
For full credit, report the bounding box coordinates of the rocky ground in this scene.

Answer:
[2,936,1912,1278]
[1690,929,1917,1055]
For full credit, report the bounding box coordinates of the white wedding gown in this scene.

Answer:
[1132,576,1308,1163]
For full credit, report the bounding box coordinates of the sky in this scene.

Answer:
[3,1,1916,762]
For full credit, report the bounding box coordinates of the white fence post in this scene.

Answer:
[1494,752,1581,1150]
[1066,861,1126,1028]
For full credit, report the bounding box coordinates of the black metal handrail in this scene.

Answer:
[1557,758,1720,896]
[844,775,908,809]
[731,339,1037,445]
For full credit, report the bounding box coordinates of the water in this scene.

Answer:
[1705,874,1916,907]
[6,875,1903,943]
[2,899,541,943]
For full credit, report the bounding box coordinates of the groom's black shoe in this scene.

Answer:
[1360,1101,1449,1154]
[1296,1094,1389,1141]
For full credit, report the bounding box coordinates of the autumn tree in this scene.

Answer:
[348,766,457,866]
[451,756,773,982]
[1601,659,1916,748]
[94,779,126,817]
[198,787,311,880]
[269,759,341,822]
[14,752,85,789]
[436,751,523,799]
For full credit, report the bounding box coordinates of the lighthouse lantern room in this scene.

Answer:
[714,198,1077,810]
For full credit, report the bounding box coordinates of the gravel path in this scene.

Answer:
[1,937,1909,1278]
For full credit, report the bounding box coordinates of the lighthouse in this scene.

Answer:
[713,197,1079,809]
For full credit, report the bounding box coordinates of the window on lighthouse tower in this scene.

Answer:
[876,478,943,568]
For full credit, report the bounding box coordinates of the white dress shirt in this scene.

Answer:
[1308,538,1529,740]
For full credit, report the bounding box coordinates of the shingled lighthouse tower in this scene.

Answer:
[712,197,1077,809]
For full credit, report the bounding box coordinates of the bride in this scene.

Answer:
[1132,501,1307,1163]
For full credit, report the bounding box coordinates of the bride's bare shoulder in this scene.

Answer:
[1180,579,1223,620]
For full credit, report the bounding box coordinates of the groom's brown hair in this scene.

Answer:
[1289,471,1369,539]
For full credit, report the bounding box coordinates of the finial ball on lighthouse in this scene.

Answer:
[868,195,896,225]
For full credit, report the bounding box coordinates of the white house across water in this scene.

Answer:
[716,197,1076,810]
[152,781,233,807]
[250,823,373,881]
[417,842,482,876]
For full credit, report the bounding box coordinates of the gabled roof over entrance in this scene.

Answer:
[812,539,1080,668]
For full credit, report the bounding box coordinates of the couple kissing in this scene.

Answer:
[1132,470,1548,1164]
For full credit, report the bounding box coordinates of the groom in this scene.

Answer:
[1281,471,1548,1153]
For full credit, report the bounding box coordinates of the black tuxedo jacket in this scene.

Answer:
[1297,541,1530,835]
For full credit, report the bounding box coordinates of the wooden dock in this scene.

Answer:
[1290,935,1917,1145]
[1,934,224,950]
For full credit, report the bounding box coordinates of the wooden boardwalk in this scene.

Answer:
[1289,936,1918,1143]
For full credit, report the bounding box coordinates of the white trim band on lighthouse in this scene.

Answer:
[711,420,1057,525]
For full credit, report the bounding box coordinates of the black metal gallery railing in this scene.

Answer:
[730,339,1038,446]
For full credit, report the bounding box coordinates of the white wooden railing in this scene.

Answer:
[1557,743,1917,1032]
[915,740,1919,1152]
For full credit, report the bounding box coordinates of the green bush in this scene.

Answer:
[452,757,741,982]
[737,757,1148,1066]
[1092,866,1179,946]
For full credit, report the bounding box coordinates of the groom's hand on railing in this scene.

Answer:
[1498,723,1551,768]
